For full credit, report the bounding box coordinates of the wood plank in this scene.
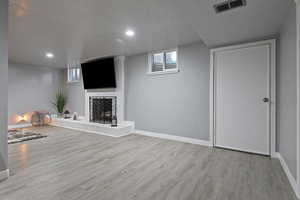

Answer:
[0,126,297,200]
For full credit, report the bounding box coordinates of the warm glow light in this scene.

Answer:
[20,144,29,154]
[46,52,54,58]
[19,144,29,169]
[125,30,135,37]
[16,114,29,123]
[14,0,29,17]
[17,115,25,122]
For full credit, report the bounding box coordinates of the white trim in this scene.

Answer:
[211,39,276,53]
[276,153,299,198]
[209,48,215,147]
[147,68,179,76]
[217,144,269,156]
[135,130,212,147]
[210,39,277,157]
[0,169,9,181]
[297,1,300,195]
[67,80,80,84]
[8,123,32,129]
[270,39,277,158]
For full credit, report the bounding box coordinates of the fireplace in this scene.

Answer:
[89,96,117,124]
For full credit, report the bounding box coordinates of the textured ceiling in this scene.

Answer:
[9,0,294,68]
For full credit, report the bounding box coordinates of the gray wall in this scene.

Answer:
[8,63,64,125]
[125,42,210,140]
[0,0,8,172]
[63,70,85,116]
[277,5,297,179]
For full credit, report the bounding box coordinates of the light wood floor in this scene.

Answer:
[0,126,297,200]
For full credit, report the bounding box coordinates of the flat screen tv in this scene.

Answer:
[81,57,116,89]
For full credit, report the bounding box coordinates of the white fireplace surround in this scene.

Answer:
[84,56,125,123]
[51,56,135,137]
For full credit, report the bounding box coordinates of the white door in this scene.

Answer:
[213,43,272,155]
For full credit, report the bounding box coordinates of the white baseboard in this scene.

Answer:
[8,123,32,130]
[275,153,299,199]
[0,169,9,181]
[135,130,212,147]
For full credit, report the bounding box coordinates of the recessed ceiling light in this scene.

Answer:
[125,30,135,37]
[46,52,54,58]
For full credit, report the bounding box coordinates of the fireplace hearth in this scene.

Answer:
[89,96,117,124]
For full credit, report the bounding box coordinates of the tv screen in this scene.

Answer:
[81,57,116,89]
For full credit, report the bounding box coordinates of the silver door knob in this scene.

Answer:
[262,98,269,103]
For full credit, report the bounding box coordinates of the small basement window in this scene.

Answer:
[148,49,179,75]
[67,67,81,83]
[67,61,81,83]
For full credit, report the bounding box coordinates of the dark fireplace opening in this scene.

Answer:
[89,96,117,124]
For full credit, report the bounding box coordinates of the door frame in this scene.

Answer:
[209,39,276,157]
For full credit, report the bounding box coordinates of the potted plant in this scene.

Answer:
[52,90,67,117]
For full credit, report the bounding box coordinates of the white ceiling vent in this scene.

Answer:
[214,0,246,13]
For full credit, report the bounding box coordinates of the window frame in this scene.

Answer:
[67,67,81,83]
[148,48,179,75]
